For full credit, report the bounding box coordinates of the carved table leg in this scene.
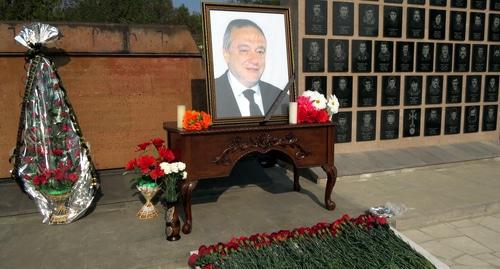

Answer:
[165,202,181,241]
[322,165,338,211]
[181,180,198,234]
[293,164,301,192]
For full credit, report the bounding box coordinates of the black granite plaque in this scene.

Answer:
[465,76,482,103]
[416,43,434,72]
[483,105,498,131]
[450,11,466,40]
[425,108,442,136]
[469,13,485,41]
[408,0,426,4]
[454,44,470,72]
[381,110,399,140]
[464,106,480,133]
[333,2,354,36]
[375,41,393,72]
[451,0,467,8]
[332,76,353,108]
[488,14,500,41]
[352,40,372,73]
[446,76,463,104]
[435,43,453,72]
[472,45,488,72]
[383,6,402,37]
[430,0,447,6]
[429,10,446,40]
[426,76,443,104]
[471,0,486,9]
[328,39,349,72]
[359,4,379,37]
[335,112,352,143]
[445,107,461,134]
[305,0,327,35]
[484,76,499,102]
[303,39,324,72]
[382,76,401,106]
[358,76,377,107]
[490,0,500,10]
[385,0,403,3]
[403,108,421,137]
[405,76,423,106]
[489,45,500,72]
[396,42,414,72]
[305,76,327,97]
[407,8,425,38]
[357,110,376,141]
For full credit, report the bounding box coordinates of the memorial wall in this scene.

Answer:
[298,0,500,153]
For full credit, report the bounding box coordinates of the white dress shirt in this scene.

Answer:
[227,71,264,117]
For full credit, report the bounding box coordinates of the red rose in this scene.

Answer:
[136,142,151,152]
[68,173,79,182]
[54,169,64,181]
[33,174,47,186]
[52,148,64,156]
[151,138,164,149]
[187,254,198,267]
[125,159,137,171]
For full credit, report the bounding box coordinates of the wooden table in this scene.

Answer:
[163,122,338,239]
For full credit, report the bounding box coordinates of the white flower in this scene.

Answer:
[171,163,179,173]
[159,162,171,174]
[302,90,327,110]
[182,171,187,179]
[327,94,339,116]
[177,162,186,171]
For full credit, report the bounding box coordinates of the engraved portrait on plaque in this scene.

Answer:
[358,76,377,107]
[359,4,379,37]
[416,43,434,72]
[472,45,488,72]
[450,11,466,40]
[435,43,453,72]
[306,0,328,35]
[333,2,354,36]
[464,106,480,133]
[489,45,500,71]
[469,13,485,40]
[484,76,499,102]
[425,108,442,136]
[336,112,352,143]
[407,8,425,39]
[305,76,327,97]
[382,76,401,106]
[472,0,487,9]
[454,44,470,72]
[303,39,324,72]
[426,76,443,104]
[429,10,446,40]
[396,42,414,72]
[430,0,447,6]
[488,14,500,41]
[465,76,482,103]
[328,40,349,72]
[482,105,498,131]
[375,41,393,72]
[357,110,376,141]
[381,110,399,140]
[352,40,372,73]
[333,76,353,108]
[384,6,402,37]
[446,76,463,103]
[403,108,421,137]
[451,0,467,8]
[445,107,461,134]
[490,0,500,11]
[405,76,423,106]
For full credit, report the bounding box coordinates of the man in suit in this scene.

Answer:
[215,19,288,118]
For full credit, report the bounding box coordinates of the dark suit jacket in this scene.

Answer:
[215,71,289,118]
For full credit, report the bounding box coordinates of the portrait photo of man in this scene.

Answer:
[396,42,414,72]
[405,76,423,106]
[488,14,500,41]
[381,110,399,140]
[469,13,485,40]
[335,112,352,143]
[446,76,463,103]
[333,76,353,108]
[429,10,446,40]
[358,76,377,107]
[407,8,425,39]
[471,0,487,9]
[306,0,327,35]
[303,39,324,72]
[489,45,500,71]
[359,4,379,37]
[464,106,480,133]
[465,76,482,103]
[445,107,461,134]
[482,105,498,131]
[333,2,354,36]
[430,0,447,6]
[328,39,349,72]
[472,45,488,72]
[305,76,326,97]
[357,110,376,141]
[426,76,443,104]
[384,6,402,37]
[352,40,372,72]
[382,76,400,106]
[450,11,466,40]
[375,41,393,72]
[484,75,499,102]
[425,108,442,136]
[416,43,434,72]
[435,43,452,72]
[454,44,470,72]
[403,108,421,137]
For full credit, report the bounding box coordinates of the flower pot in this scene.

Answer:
[46,192,71,224]
[136,185,160,220]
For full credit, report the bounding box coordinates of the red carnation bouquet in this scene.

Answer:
[297,90,339,124]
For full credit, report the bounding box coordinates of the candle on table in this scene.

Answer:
[177,105,185,129]
[289,102,297,124]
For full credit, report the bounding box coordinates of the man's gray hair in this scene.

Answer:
[223,19,266,51]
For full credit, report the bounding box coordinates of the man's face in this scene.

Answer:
[224,26,266,88]
[339,117,347,125]
[340,6,348,18]
[388,78,396,87]
[490,78,496,87]
[435,14,442,25]
[471,78,478,87]
[364,80,372,90]
[470,108,477,117]
[402,45,409,55]
[411,81,418,90]
[478,47,484,56]
[456,14,463,24]
[432,78,439,87]
[365,10,374,20]
[387,114,395,124]
[451,111,458,120]
[312,80,321,90]
[494,17,500,27]
[442,46,449,56]
[474,16,482,26]
[488,109,495,118]
[310,41,319,54]
[413,11,421,21]
[339,79,347,90]
[381,43,388,53]
[452,79,459,89]
[430,110,438,119]
[363,114,372,124]
[390,11,397,21]
[494,49,500,57]
[359,43,367,53]
[335,44,342,55]
[313,4,321,17]
[422,45,429,56]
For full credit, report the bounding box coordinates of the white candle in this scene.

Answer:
[177,105,185,129]
[289,102,297,124]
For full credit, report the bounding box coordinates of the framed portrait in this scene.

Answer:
[449,11,466,40]
[484,75,499,102]
[357,110,377,141]
[396,42,414,72]
[446,76,463,104]
[382,76,401,106]
[404,76,423,106]
[328,39,349,72]
[424,108,442,136]
[471,0,486,9]
[489,45,500,72]
[472,44,488,72]
[426,76,443,104]
[403,108,421,137]
[469,13,485,41]
[465,75,482,103]
[380,109,400,140]
[352,40,373,73]
[358,76,377,107]
[429,10,446,40]
[305,0,328,35]
[332,76,353,108]
[464,106,480,133]
[454,43,470,72]
[416,42,434,72]
[305,76,327,97]
[359,4,379,37]
[490,0,500,10]
[451,0,467,8]
[435,43,452,72]
[488,14,500,41]
[383,6,403,37]
[202,3,294,125]
[335,112,352,143]
[374,41,393,72]
[333,2,354,36]
[407,8,425,39]
[430,0,447,6]
[303,39,325,72]
[445,107,461,134]
[482,105,498,131]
